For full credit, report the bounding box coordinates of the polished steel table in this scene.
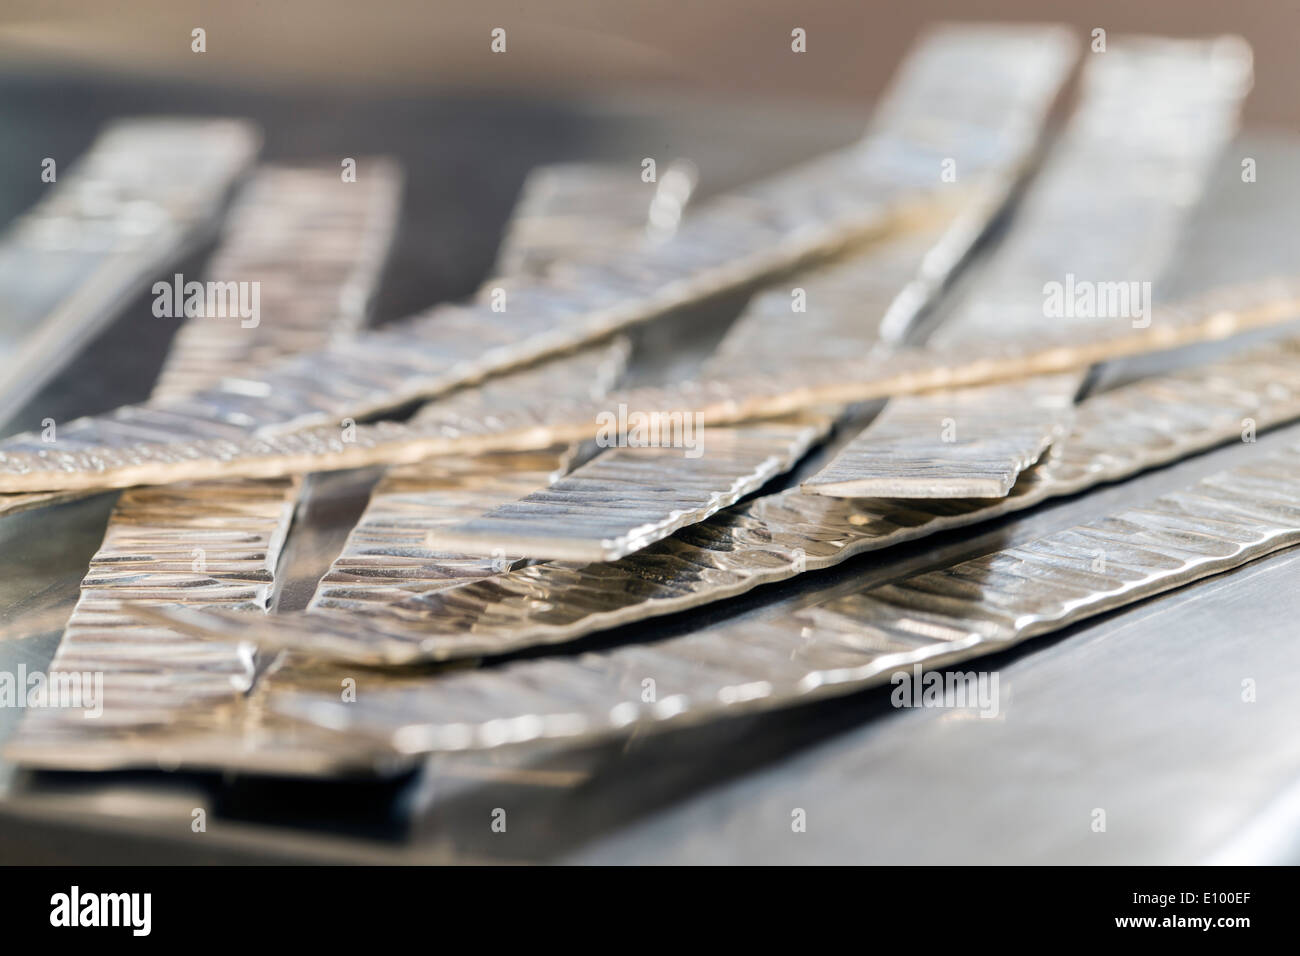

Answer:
[1,73,1298,864]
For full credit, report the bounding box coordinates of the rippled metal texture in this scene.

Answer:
[151,161,403,401]
[312,344,630,610]
[805,373,1079,497]
[0,25,1076,469]
[14,327,1300,773]
[425,415,833,562]
[1,274,1295,495]
[0,162,403,519]
[0,117,261,412]
[492,161,698,277]
[804,36,1253,498]
[144,333,1300,666]
[1,163,646,773]
[247,440,1300,757]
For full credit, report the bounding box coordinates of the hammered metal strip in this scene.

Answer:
[425,416,834,562]
[251,441,1300,755]
[2,273,1294,495]
[0,25,1076,461]
[133,333,1300,665]
[151,161,403,400]
[2,164,649,770]
[804,36,1253,498]
[0,118,261,412]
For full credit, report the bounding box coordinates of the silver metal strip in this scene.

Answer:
[252,440,1300,756]
[0,163,403,518]
[423,415,834,562]
[0,118,261,412]
[2,274,1294,495]
[139,333,1300,665]
[1,163,655,772]
[0,25,1076,464]
[804,35,1254,498]
[151,161,403,401]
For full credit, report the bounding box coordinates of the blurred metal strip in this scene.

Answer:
[0,25,1077,461]
[0,118,260,412]
[804,36,1254,498]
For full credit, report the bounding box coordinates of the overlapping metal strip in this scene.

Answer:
[15,328,1300,773]
[252,440,1300,756]
[0,25,1077,472]
[1,273,1296,494]
[804,35,1254,498]
[3,164,406,749]
[3,161,663,769]
[138,333,1300,666]
[0,118,260,412]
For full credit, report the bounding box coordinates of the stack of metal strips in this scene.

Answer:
[0,23,1076,475]
[2,163,404,764]
[4,156,679,771]
[9,24,1300,781]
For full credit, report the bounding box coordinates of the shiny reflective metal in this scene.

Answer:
[245,440,1300,757]
[804,35,1254,498]
[0,118,260,412]
[0,162,403,519]
[0,25,1076,465]
[1,276,1295,495]
[0,162,644,772]
[140,333,1300,665]
[151,161,403,401]
[425,415,833,561]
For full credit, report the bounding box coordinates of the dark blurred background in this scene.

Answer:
[2,0,1299,125]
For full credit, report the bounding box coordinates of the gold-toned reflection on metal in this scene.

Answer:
[805,35,1253,499]
[1,275,1296,496]
[0,25,1076,473]
[130,334,1300,667]
[251,440,1300,756]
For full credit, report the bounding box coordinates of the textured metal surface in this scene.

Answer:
[0,117,260,411]
[2,84,1299,863]
[425,415,833,562]
[247,439,1300,757]
[0,163,649,773]
[312,344,631,610]
[0,25,1075,468]
[804,36,1253,498]
[804,372,1078,497]
[141,332,1300,665]
[0,162,403,519]
[151,161,403,400]
[2,275,1295,495]
[492,160,697,278]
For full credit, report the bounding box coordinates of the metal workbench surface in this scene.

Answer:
[1,75,1298,864]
